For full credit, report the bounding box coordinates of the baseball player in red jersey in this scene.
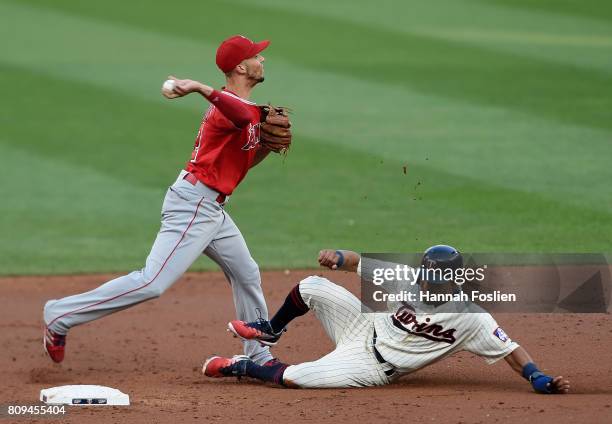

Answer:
[43,35,280,367]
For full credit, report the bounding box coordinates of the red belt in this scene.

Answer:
[183,173,227,204]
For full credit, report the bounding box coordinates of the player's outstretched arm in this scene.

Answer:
[504,346,570,394]
[163,75,251,128]
[318,249,360,272]
[162,75,214,98]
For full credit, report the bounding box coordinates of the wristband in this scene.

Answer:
[335,250,345,268]
[522,362,539,380]
[522,362,553,394]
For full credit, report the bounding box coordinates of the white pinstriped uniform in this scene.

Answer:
[282,276,391,388]
[282,259,519,388]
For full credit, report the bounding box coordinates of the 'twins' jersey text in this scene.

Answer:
[374,307,519,374]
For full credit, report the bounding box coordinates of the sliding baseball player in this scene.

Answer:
[203,245,570,393]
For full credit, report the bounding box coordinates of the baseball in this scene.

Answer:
[162,79,176,94]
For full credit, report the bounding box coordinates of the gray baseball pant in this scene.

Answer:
[44,170,273,365]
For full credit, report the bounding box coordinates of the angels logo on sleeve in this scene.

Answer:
[241,123,261,151]
[494,327,509,343]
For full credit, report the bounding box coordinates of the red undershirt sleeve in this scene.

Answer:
[204,90,252,129]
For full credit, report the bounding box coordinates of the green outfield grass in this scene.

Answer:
[1,0,611,275]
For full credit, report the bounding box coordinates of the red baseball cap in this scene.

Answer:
[216,35,270,73]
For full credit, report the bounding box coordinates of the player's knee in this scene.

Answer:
[299,275,333,290]
[142,283,166,299]
[136,268,177,299]
[236,259,261,286]
[244,259,260,279]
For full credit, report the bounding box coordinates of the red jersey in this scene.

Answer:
[185,90,262,195]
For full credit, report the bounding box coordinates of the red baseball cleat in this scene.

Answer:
[202,355,250,378]
[43,327,67,363]
[227,319,284,346]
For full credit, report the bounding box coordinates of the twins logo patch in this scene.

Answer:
[494,327,509,342]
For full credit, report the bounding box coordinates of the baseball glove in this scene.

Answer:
[258,104,292,154]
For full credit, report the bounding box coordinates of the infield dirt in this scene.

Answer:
[2,270,611,423]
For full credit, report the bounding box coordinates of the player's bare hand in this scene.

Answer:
[161,75,180,99]
[549,376,570,394]
[162,91,180,99]
[318,249,340,270]
[164,75,204,98]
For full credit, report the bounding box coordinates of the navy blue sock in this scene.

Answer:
[270,284,309,333]
[245,361,288,385]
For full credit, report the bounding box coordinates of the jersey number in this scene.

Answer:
[190,127,203,163]
[191,106,215,163]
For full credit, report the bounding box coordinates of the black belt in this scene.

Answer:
[373,329,395,377]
